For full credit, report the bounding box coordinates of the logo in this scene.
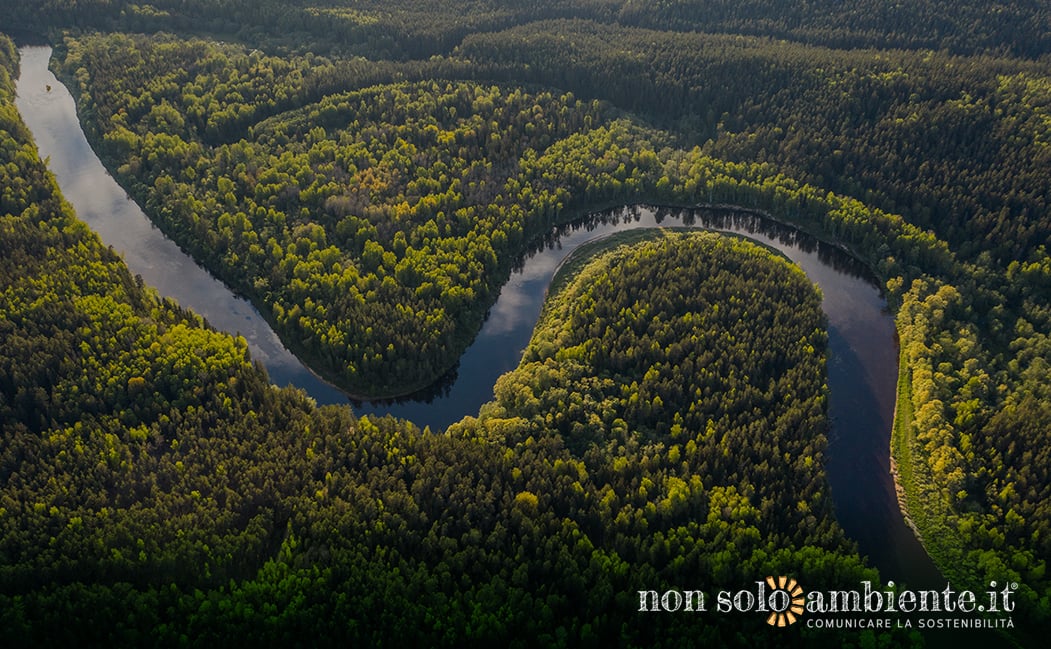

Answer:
[763,576,805,627]
[638,578,1017,632]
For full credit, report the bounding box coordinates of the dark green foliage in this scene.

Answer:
[52,31,954,397]
[614,0,1051,58]
[3,0,1048,59]
[457,20,1051,261]
[0,40,328,593]
[1,0,1050,643]
[57,32,613,395]
[463,231,840,550]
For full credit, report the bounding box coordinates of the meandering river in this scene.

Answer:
[15,45,941,586]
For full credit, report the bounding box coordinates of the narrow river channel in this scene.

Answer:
[15,44,941,587]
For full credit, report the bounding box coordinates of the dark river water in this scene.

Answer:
[15,45,941,587]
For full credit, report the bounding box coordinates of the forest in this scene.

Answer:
[1,0,1050,645]
[4,0,1049,58]
[0,42,896,644]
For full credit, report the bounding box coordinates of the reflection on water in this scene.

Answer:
[356,204,884,426]
[16,46,939,586]
[14,45,350,406]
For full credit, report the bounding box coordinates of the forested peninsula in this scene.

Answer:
[2,0,1050,645]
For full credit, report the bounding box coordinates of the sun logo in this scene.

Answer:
[764,576,805,627]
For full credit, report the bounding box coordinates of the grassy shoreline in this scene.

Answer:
[889,335,966,583]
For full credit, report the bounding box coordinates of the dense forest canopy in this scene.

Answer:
[4,0,1050,58]
[0,48,891,644]
[455,20,1051,261]
[2,0,1050,645]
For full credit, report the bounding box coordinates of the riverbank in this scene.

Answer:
[890,326,967,584]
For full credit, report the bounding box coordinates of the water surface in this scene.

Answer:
[14,46,347,404]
